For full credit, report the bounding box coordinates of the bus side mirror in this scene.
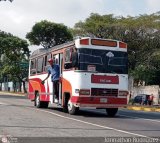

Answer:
[72,52,78,67]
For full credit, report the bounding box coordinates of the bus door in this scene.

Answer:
[53,54,63,105]
[59,53,63,105]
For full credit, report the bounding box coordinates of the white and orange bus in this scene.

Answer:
[28,37,128,116]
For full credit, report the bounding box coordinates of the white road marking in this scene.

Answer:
[32,107,150,138]
[83,108,160,123]
[0,102,8,105]
[119,114,160,123]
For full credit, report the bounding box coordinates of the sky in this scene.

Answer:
[0,0,160,52]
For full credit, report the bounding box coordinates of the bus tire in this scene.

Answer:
[67,99,79,115]
[106,108,118,117]
[35,92,41,108]
[42,101,49,108]
[63,93,69,113]
[35,92,49,108]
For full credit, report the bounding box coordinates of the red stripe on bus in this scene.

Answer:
[71,96,127,105]
[91,74,119,84]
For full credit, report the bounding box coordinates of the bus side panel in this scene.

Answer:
[28,78,50,102]
[28,80,35,101]
[39,80,50,102]
[61,77,72,106]
[39,94,50,102]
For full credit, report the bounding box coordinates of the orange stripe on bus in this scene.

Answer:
[62,78,72,106]
[29,80,42,92]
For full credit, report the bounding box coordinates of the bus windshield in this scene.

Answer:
[79,53,103,65]
[77,48,128,74]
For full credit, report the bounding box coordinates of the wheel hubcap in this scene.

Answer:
[36,96,40,106]
[68,100,73,111]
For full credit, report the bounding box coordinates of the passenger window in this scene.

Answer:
[65,49,71,63]
[44,54,51,72]
[30,59,36,75]
[37,57,43,73]
[64,49,72,69]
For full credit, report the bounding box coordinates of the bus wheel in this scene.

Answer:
[106,108,118,117]
[35,93,41,108]
[42,102,49,108]
[63,94,69,113]
[35,92,49,108]
[67,100,79,115]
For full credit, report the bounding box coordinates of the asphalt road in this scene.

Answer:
[0,94,160,143]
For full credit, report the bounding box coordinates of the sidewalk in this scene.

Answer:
[126,105,160,112]
[0,91,26,96]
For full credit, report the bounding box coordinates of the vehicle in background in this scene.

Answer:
[132,94,150,105]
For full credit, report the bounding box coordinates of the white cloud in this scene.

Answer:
[146,0,160,14]
[0,0,105,38]
[6,11,24,24]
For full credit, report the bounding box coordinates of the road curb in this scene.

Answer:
[126,106,160,112]
[0,91,26,96]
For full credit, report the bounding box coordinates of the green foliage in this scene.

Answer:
[131,65,156,85]
[72,12,160,85]
[0,30,30,86]
[26,20,73,49]
[73,13,118,38]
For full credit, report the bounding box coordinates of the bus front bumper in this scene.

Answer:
[70,96,127,108]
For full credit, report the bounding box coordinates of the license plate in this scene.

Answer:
[100,98,107,103]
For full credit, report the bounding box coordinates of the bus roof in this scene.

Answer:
[30,41,74,59]
[30,37,127,59]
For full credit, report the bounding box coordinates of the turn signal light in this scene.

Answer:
[80,39,89,45]
[119,42,127,48]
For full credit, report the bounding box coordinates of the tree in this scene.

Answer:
[26,20,73,49]
[0,31,30,92]
[72,13,118,38]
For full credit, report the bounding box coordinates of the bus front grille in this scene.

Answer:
[91,88,118,97]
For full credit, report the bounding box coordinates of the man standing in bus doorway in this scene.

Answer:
[42,58,60,103]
